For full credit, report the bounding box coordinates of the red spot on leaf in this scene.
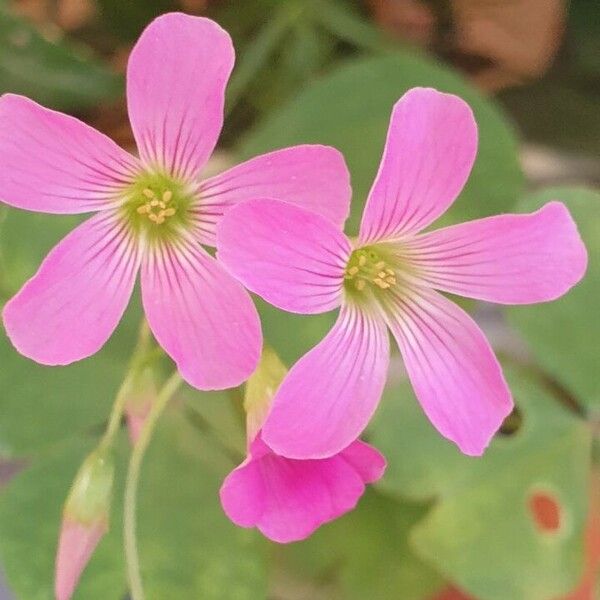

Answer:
[529,491,562,533]
[429,585,476,600]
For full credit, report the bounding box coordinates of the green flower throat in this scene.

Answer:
[122,172,195,241]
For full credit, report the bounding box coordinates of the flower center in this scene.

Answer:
[344,247,397,293]
[136,187,177,225]
[121,172,195,241]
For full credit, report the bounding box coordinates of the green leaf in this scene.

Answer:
[0,410,267,599]
[371,367,591,600]
[0,3,122,111]
[96,0,175,43]
[277,490,443,600]
[240,52,524,236]
[137,412,267,600]
[0,436,127,600]
[0,307,141,459]
[507,187,600,411]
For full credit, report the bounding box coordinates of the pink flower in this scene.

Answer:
[221,433,385,543]
[220,347,386,543]
[0,13,350,390]
[216,87,588,458]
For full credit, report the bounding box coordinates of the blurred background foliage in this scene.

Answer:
[0,1,599,599]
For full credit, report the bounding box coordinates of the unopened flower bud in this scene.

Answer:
[55,448,114,600]
[244,346,287,443]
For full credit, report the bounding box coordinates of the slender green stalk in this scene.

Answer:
[123,371,183,600]
[99,320,153,449]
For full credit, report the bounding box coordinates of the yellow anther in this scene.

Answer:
[347,266,359,276]
[150,199,160,207]
[387,277,397,286]
[142,188,155,199]
[378,271,387,278]
[375,261,385,269]
[155,216,165,225]
[162,190,173,203]
[137,204,150,214]
[163,208,176,217]
[355,279,366,291]
[148,213,159,223]
[358,255,367,267]
[386,268,395,275]
[373,277,384,286]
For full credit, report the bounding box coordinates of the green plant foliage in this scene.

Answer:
[0,436,127,600]
[276,490,443,600]
[239,50,523,364]
[96,0,175,42]
[0,3,122,111]
[240,51,524,236]
[507,187,600,411]
[0,412,267,599]
[137,413,267,600]
[370,367,592,600]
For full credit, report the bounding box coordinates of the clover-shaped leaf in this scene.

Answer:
[370,367,592,600]
[507,187,600,411]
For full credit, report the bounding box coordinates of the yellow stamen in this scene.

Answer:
[347,266,359,276]
[142,188,155,199]
[137,204,150,214]
[375,261,385,269]
[150,199,160,207]
[163,208,176,217]
[358,255,367,267]
[355,279,366,291]
[162,190,173,203]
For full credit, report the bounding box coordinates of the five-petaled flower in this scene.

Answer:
[217,87,588,458]
[220,348,386,543]
[0,13,350,390]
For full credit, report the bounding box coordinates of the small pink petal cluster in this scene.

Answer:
[217,87,588,459]
[221,433,385,543]
[220,350,385,543]
[0,12,350,391]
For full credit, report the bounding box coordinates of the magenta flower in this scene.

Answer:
[221,433,385,543]
[217,87,588,458]
[220,349,385,543]
[0,13,350,390]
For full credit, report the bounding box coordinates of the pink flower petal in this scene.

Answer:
[405,201,588,304]
[385,287,512,456]
[55,518,107,600]
[0,94,138,213]
[141,236,261,390]
[2,212,140,365]
[217,199,351,314]
[262,302,390,459]
[220,433,385,543]
[359,88,477,244]
[127,13,234,179]
[194,145,351,244]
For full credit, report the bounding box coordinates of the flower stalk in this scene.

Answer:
[124,371,183,600]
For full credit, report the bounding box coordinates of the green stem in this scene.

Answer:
[124,371,183,600]
[99,320,153,449]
